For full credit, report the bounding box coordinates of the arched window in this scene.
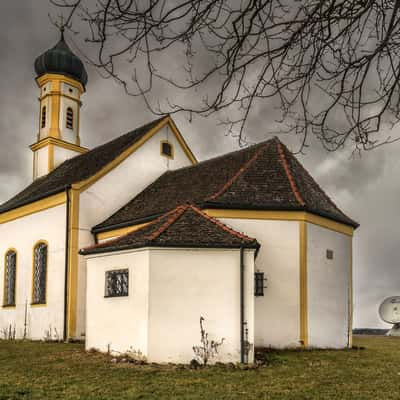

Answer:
[3,249,16,307]
[32,242,48,305]
[41,106,46,128]
[66,107,74,129]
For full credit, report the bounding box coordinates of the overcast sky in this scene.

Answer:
[0,1,398,329]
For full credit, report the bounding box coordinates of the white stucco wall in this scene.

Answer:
[54,146,81,169]
[85,250,150,354]
[85,247,255,364]
[35,146,49,178]
[147,248,255,364]
[76,125,194,337]
[218,218,300,348]
[0,204,67,340]
[59,87,80,144]
[307,223,352,348]
[38,90,51,140]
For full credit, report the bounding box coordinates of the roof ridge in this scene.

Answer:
[145,205,188,241]
[163,138,274,177]
[206,142,272,202]
[81,205,181,253]
[277,141,305,206]
[189,204,256,242]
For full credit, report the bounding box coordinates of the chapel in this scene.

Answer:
[0,33,358,363]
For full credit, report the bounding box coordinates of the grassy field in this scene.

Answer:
[0,335,399,399]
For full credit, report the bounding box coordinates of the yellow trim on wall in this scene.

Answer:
[30,137,88,154]
[202,209,354,236]
[348,237,353,348]
[73,116,197,192]
[36,73,85,93]
[160,140,174,160]
[66,188,80,338]
[2,248,17,308]
[96,222,150,241]
[167,117,197,164]
[39,92,82,106]
[48,143,54,171]
[299,221,308,347]
[49,79,61,139]
[31,240,49,306]
[0,192,66,224]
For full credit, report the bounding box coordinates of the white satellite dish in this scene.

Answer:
[379,296,400,336]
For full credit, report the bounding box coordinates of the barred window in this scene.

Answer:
[3,250,16,306]
[66,107,74,129]
[254,272,266,297]
[105,269,129,297]
[41,106,46,128]
[161,141,173,158]
[32,242,47,305]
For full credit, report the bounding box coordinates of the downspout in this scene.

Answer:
[240,245,245,363]
[63,186,71,341]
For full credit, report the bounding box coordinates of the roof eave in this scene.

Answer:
[80,241,259,257]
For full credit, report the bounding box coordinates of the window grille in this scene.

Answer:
[32,242,47,304]
[105,269,129,297]
[66,107,74,129]
[41,106,46,128]
[4,250,16,306]
[161,141,173,157]
[254,272,266,296]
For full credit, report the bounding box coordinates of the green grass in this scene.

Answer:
[0,336,399,399]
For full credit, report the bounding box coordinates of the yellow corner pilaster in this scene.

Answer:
[299,221,308,347]
[67,188,80,339]
[348,237,353,348]
[48,143,54,172]
[49,80,61,139]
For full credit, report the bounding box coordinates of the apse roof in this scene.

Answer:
[80,204,259,255]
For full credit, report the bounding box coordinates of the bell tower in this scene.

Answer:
[31,29,88,179]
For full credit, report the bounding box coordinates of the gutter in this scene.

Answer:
[63,185,71,341]
[240,245,245,363]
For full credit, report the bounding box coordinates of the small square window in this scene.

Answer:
[161,141,173,158]
[105,269,129,297]
[326,249,334,260]
[254,272,265,296]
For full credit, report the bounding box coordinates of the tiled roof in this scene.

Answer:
[94,137,358,232]
[0,116,167,214]
[80,204,260,255]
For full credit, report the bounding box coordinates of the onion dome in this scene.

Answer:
[34,31,88,87]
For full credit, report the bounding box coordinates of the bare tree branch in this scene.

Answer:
[50,0,400,151]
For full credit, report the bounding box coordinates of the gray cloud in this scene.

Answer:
[0,1,398,328]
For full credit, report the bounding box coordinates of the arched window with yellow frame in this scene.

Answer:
[3,249,17,307]
[32,241,48,305]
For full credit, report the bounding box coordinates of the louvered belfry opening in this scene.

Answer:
[66,107,73,129]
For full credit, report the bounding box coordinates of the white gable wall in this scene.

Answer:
[0,203,67,340]
[76,125,194,337]
[307,223,351,348]
[218,218,301,348]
